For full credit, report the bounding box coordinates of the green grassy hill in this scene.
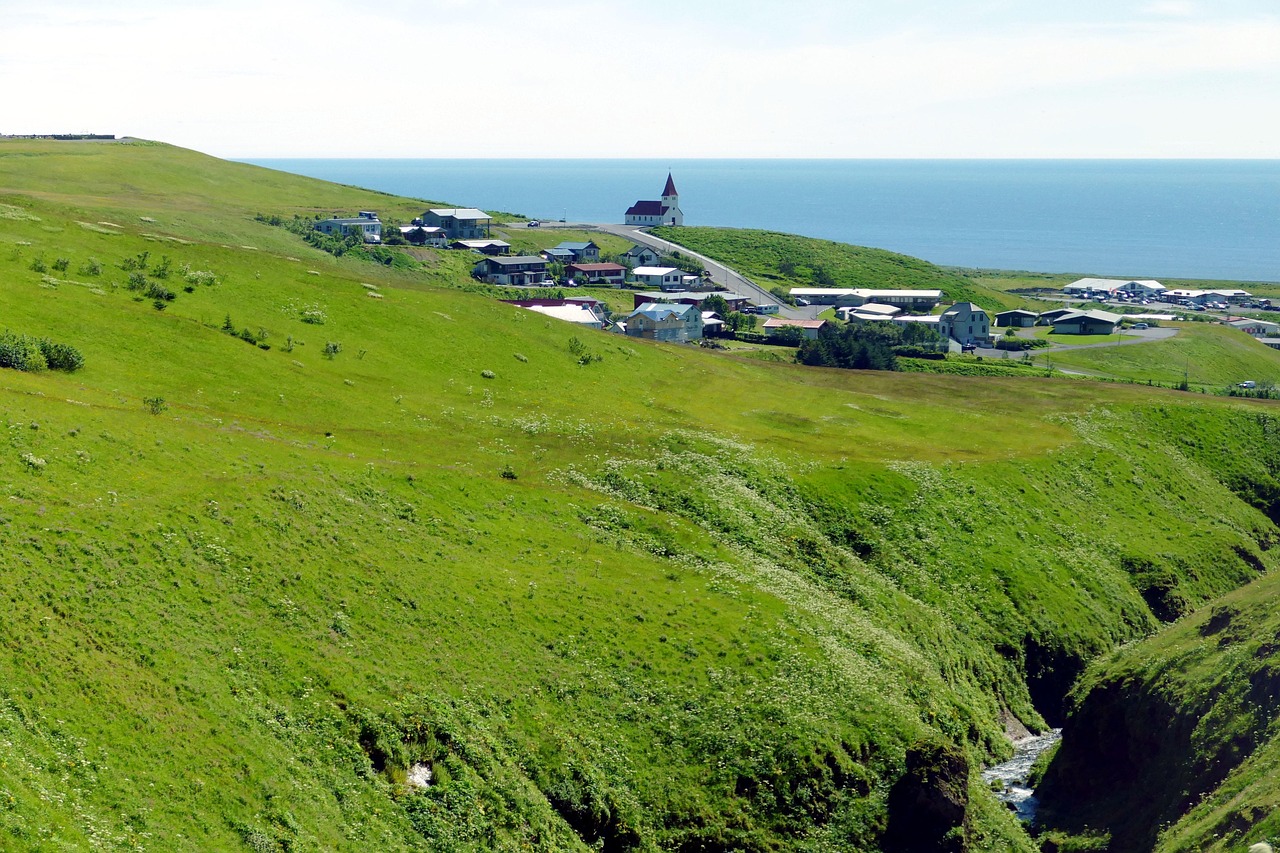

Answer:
[2,139,1280,851]
[1036,568,1280,852]
[1040,322,1280,390]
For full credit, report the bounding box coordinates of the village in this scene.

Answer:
[310,176,1276,358]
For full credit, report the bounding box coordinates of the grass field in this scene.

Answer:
[3,139,1280,851]
[1039,322,1280,389]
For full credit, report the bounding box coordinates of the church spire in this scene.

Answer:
[662,172,678,199]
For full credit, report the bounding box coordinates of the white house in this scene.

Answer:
[632,266,685,291]
[789,288,943,310]
[624,174,684,227]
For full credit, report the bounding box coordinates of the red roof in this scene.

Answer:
[663,172,678,197]
[567,263,626,273]
[763,318,827,329]
[626,200,666,216]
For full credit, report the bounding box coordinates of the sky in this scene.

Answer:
[2,0,1278,158]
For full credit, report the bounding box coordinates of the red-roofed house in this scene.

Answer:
[763,318,829,340]
[566,262,627,286]
[624,173,684,226]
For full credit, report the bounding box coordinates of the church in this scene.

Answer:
[624,173,684,227]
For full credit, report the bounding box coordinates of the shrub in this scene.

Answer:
[481,370,496,379]
[78,258,103,276]
[0,332,47,371]
[28,254,47,273]
[52,257,70,273]
[38,340,85,372]
[143,396,167,415]
[300,307,327,325]
[323,342,342,360]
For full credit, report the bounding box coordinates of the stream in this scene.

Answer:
[980,729,1062,822]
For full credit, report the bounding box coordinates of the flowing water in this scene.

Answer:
[980,729,1063,822]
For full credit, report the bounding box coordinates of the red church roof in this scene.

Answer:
[662,172,678,197]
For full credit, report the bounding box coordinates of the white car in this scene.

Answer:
[795,297,811,306]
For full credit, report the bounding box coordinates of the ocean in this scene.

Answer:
[243,159,1280,283]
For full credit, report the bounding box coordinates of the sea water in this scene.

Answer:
[243,159,1280,282]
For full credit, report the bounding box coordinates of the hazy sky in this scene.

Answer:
[3,0,1278,158]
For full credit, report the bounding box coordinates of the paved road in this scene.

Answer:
[556,221,810,321]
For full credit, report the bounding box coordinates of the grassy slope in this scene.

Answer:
[1042,322,1280,389]
[650,226,1017,310]
[1037,569,1280,852]
[1,140,1279,850]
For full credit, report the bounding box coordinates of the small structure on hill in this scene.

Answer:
[566,263,627,286]
[473,255,550,286]
[938,302,990,346]
[316,211,382,243]
[624,302,702,342]
[995,309,1039,328]
[625,174,684,227]
[620,244,661,268]
[552,241,601,263]
[763,318,828,340]
[423,208,492,239]
[1051,309,1121,335]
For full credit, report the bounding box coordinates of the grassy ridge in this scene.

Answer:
[1,140,1279,850]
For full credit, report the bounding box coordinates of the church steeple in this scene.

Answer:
[662,172,678,203]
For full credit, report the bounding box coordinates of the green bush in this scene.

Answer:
[38,340,85,372]
[0,332,47,371]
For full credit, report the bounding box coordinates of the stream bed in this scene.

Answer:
[980,729,1062,822]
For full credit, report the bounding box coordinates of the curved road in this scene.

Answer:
[567,221,810,321]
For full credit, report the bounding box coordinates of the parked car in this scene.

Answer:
[526,220,540,227]
[795,297,811,306]
[1132,322,1149,329]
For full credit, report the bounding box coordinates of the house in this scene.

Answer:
[1051,309,1121,335]
[422,208,492,240]
[633,291,750,311]
[1227,318,1280,337]
[552,241,600,263]
[316,211,382,243]
[763,318,828,340]
[542,247,576,264]
[502,299,606,329]
[632,266,685,291]
[837,303,900,323]
[620,244,661,268]
[399,223,447,247]
[701,311,726,336]
[994,309,1039,328]
[1064,278,1165,298]
[789,288,943,310]
[473,255,550,286]
[1036,307,1078,325]
[938,302,990,345]
[624,302,703,342]
[566,263,627,286]
[450,239,511,255]
[624,173,684,227]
